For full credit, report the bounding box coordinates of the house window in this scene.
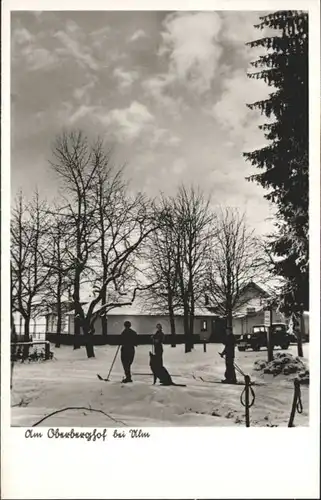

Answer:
[247,307,256,315]
[201,320,208,332]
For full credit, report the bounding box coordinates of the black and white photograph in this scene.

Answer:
[9,8,311,427]
[2,1,320,498]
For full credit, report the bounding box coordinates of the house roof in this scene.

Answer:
[44,300,87,315]
[106,303,214,317]
[239,281,270,298]
[207,281,271,317]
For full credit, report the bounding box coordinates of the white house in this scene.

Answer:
[215,281,309,337]
[231,282,285,336]
[67,301,216,338]
[22,281,308,342]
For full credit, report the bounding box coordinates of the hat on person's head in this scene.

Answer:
[124,321,131,328]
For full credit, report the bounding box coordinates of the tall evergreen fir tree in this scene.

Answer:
[244,11,309,317]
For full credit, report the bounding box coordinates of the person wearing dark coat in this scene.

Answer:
[151,323,165,366]
[120,321,138,383]
[220,327,237,384]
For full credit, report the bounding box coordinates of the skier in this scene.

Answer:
[120,321,138,383]
[219,327,237,384]
[151,323,165,366]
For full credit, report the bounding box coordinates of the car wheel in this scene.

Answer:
[281,344,289,350]
[253,345,260,351]
[238,347,245,352]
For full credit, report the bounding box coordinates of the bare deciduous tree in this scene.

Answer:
[173,186,214,352]
[42,204,74,347]
[206,208,266,332]
[92,145,129,337]
[11,191,52,354]
[50,131,156,358]
[50,131,100,353]
[143,198,181,347]
[11,263,18,389]
[145,186,213,353]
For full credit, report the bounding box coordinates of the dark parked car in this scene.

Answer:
[237,323,291,352]
[289,331,309,343]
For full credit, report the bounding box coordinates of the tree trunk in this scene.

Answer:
[55,294,62,348]
[168,297,176,347]
[226,308,233,332]
[296,313,304,357]
[73,317,81,350]
[183,306,192,353]
[189,312,195,350]
[189,289,195,350]
[101,315,107,336]
[24,317,30,341]
[101,287,107,336]
[169,316,176,347]
[73,275,81,350]
[11,312,17,343]
[83,320,95,358]
[11,313,17,389]
[85,339,95,358]
[23,317,31,359]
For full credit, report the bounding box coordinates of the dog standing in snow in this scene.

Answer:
[149,352,186,387]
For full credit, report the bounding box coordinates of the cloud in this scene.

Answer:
[113,67,139,89]
[150,128,181,147]
[210,69,273,146]
[12,18,100,74]
[141,74,187,116]
[219,12,277,66]
[142,74,172,100]
[168,135,181,146]
[99,101,179,147]
[12,26,34,45]
[65,20,80,34]
[150,128,168,145]
[32,11,44,21]
[219,12,261,47]
[54,25,98,71]
[27,47,59,71]
[11,11,276,237]
[89,26,111,51]
[73,76,97,103]
[90,26,111,39]
[172,158,187,175]
[68,105,97,124]
[159,12,223,93]
[99,101,155,142]
[12,26,59,71]
[129,29,147,42]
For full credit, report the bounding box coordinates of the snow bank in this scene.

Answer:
[11,344,309,427]
[254,352,309,385]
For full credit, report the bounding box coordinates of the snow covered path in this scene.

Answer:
[11,343,309,427]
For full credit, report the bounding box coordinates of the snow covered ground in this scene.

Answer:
[11,343,309,427]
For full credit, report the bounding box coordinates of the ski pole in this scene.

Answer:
[106,344,121,381]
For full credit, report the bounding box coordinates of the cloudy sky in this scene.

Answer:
[11,10,276,233]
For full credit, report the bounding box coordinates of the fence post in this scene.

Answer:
[244,375,250,427]
[288,378,300,427]
[203,342,207,352]
[45,341,50,360]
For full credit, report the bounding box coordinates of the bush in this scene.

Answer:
[11,345,53,363]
